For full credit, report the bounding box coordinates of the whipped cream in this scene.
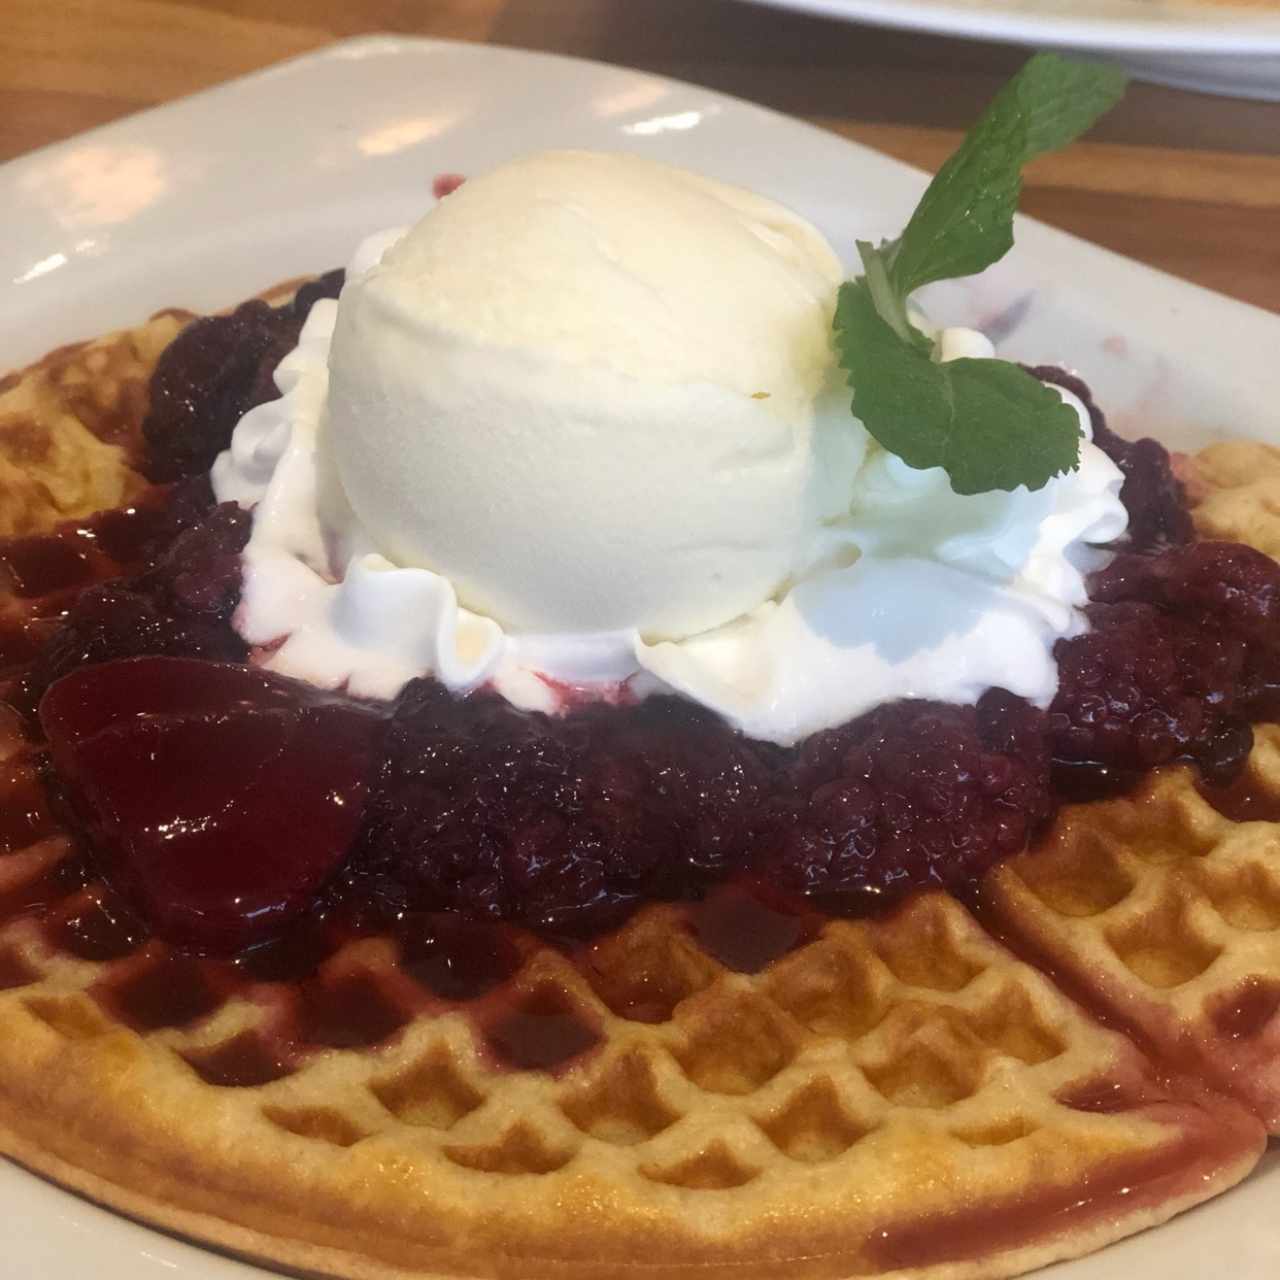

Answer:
[213,226,1126,744]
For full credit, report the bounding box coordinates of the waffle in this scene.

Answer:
[0,307,1275,1280]
[0,312,188,536]
[0,270,302,539]
[983,442,1280,1134]
[985,728,1280,1131]
[1184,441,1280,561]
[0,856,1264,1280]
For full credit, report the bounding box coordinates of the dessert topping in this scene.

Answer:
[40,656,382,950]
[837,54,1128,495]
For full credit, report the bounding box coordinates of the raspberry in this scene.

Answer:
[757,693,1052,911]
[1090,540,1280,720]
[1051,600,1250,780]
[142,270,343,482]
[21,501,250,711]
[1027,365,1193,551]
[1093,541,1280,645]
[334,683,776,935]
[327,682,1053,934]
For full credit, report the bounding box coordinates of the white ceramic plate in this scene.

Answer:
[1,35,1277,1280]
[737,0,1280,99]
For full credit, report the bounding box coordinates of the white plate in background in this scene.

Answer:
[1,36,1278,1279]
[736,0,1280,99]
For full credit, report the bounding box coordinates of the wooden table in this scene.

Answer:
[3,0,1279,312]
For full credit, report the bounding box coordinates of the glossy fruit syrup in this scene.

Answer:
[41,657,382,952]
[0,281,1277,1073]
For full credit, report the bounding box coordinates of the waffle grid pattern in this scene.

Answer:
[0,830,1263,1279]
[987,725,1280,1130]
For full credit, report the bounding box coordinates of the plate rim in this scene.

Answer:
[4,31,1278,327]
[734,0,1280,51]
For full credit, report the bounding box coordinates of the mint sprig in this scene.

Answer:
[835,53,1128,494]
[836,284,1086,493]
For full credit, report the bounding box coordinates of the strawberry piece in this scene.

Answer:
[40,656,382,953]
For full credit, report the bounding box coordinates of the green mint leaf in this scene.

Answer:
[889,53,1128,299]
[835,53,1127,495]
[886,105,1024,302]
[834,281,1082,494]
[1013,53,1130,157]
[855,240,930,352]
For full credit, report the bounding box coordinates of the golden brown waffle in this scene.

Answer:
[0,309,1275,1280]
[0,849,1264,1280]
[0,271,303,539]
[984,726,1280,1133]
[1186,440,1280,561]
[0,312,189,536]
[985,439,1280,1134]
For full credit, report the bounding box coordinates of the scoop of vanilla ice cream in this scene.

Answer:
[321,150,863,638]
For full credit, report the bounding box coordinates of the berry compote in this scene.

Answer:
[2,279,1278,970]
